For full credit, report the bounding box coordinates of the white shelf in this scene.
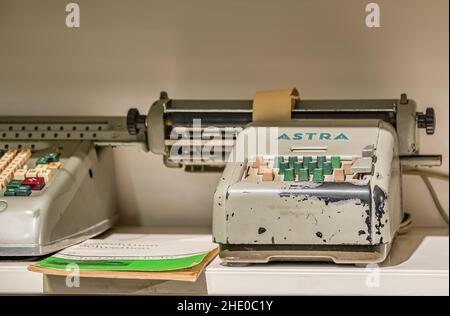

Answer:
[0,227,447,295]
[205,227,449,295]
[0,261,43,294]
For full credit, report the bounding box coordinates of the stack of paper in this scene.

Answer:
[28,233,218,282]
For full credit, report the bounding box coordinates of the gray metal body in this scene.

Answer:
[213,120,402,264]
[0,141,117,256]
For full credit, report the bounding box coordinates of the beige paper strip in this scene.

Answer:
[252,88,299,123]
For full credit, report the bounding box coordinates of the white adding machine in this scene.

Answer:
[0,90,441,265]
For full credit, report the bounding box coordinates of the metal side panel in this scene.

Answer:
[224,182,372,246]
[0,142,117,256]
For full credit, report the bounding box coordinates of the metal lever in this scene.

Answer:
[417,108,436,135]
[400,155,442,169]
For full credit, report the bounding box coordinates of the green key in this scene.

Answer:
[323,162,333,175]
[16,185,31,196]
[7,180,23,189]
[317,156,326,168]
[302,156,312,166]
[331,156,341,169]
[298,168,309,181]
[313,168,324,183]
[288,156,298,168]
[293,161,303,173]
[283,168,295,181]
[278,162,289,174]
[47,152,60,162]
[307,161,317,173]
[274,156,284,168]
[36,157,49,165]
[4,188,16,196]
[0,149,5,157]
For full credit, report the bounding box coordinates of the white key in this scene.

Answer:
[37,169,52,183]
[350,157,373,174]
[26,169,38,177]
[13,169,27,180]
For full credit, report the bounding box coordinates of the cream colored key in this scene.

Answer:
[36,164,48,171]
[18,149,31,158]
[2,150,18,162]
[15,156,27,165]
[0,156,12,166]
[262,169,274,181]
[333,168,345,182]
[48,162,62,170]
[252,156,265,168]
[0,162,8,173]
[26,169,38,177]
[0,174,7,182]
[343,163,353,175]
[12,149,31,167]
[2,154,13,162]
[13,169,27,180]
[0,160,18,184]
[9,161,20,171]
[0,172,12,183]
[4,166,15,174]
[17,158,28,167]
[257,162,269,175]
[38,169,52,182]
[324,175,334,182]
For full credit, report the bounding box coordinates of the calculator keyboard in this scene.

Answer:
[243,155,373,183]
[0,149,62,197]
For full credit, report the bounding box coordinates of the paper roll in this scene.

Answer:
[252,88,299,123]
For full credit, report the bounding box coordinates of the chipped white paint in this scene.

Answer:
[213,120,402,263]
[226,187,370,245]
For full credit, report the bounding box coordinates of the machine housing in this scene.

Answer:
[213,120,402,264]
[0,141,117,256]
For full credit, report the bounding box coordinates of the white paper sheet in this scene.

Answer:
[54,234,217,260]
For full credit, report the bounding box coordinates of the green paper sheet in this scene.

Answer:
[36,252,208,272]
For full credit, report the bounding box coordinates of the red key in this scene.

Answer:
[22,177,45,190]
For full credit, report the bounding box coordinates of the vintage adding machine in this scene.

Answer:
[0,91,440,264]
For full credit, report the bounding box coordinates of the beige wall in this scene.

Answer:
[0,0,448,227]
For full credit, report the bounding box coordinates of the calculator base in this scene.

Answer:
[219,243,390,265]
[0,217,115,257]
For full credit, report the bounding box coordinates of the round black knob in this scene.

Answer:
[417,107,435,135]
[127,108,147,135]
